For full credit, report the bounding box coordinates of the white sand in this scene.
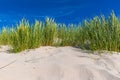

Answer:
[0,46,120,80]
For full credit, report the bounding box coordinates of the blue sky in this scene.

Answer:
[0,0,119,26]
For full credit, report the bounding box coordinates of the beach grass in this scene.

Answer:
[0,11,120,53]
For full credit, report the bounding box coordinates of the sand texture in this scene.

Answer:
[0,46,120,80]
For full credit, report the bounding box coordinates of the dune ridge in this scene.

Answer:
[0,46,120,80]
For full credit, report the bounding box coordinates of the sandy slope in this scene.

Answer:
[0,46,120,80]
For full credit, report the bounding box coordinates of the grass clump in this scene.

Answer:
[42,18,58,46]
[1,11,120,53]
[0,27,10,45]
[10,19,30,52]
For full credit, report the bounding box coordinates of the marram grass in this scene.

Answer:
[0,11,120,53]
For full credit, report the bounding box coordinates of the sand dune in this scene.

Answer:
[0,46,120,80]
